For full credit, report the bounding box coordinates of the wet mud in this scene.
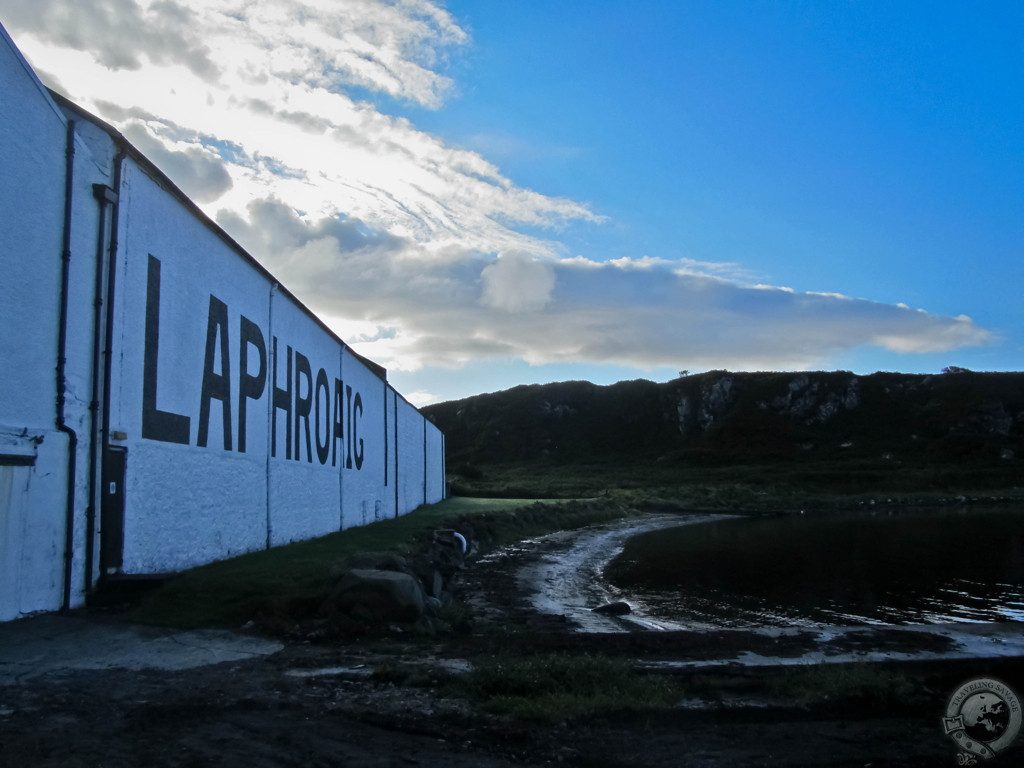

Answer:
[3,513,1024,767]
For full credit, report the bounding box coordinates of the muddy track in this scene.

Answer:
[3,517,1024,767]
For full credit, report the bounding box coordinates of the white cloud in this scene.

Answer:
[3,0,598,260]
[480,253,556,313]
[120,121,232,203]
[405,391,440,407]
[220,201,993,373]
[1,0,219,78]
[0,1,995,381]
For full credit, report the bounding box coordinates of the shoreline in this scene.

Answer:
[514,512,733,632]
[487,510,1024,666]
[4,504,1024,767]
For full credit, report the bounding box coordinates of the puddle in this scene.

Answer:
[516,513,734,632]
[284,665,373,680]
[606,506,1024,627]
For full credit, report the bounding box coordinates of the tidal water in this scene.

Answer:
[604,507,1024,628]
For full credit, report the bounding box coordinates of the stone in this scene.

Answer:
[1001,448,1015,461]
[345,552,411,574]
[424,596,442,616]
[592,600,632,616]
[325,569,425,623]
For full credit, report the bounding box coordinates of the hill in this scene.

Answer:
[423,370,1024,498]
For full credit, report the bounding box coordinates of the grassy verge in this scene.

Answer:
[130,496,634,629]
[765,664,922,708]
[449,653,681,721]
[451,459,1023,509]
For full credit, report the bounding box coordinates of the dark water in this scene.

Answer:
[605,507,1024,627]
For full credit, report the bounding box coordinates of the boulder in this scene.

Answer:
[345,552,412,574]
[325,568,425,623]
[424,596,442,616]
[592,600,632,616]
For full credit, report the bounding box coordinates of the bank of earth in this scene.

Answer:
[2,490,1023,767]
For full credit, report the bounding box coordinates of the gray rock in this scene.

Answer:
[843,378,860,409]
[789,374,810,393]
[698,376,735,430]
[424,596,442,616]
[326,569,425,623]
[345,552,411,574]
[676,396,693,434]
[592,600,632,616]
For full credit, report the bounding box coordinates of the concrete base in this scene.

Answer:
[0,614,282,684]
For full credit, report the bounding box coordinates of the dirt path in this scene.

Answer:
[2,516,1023,767]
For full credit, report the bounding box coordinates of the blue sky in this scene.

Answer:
[4,1,1021,404]
[393,1,1024,399]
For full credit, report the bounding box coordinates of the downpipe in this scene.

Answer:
[83,181,118,596]
[57,120,78,612]
[96,149,126,585]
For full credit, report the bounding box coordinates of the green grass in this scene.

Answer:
[132,497,533,628]
[131,496,633,629]
[451,459,1024,509]
[450,653,681,721]
[766,664,920,708]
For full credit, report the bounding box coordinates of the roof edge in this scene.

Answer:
[48,90,389,385]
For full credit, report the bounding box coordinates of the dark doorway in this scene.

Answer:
[99,447,126,574]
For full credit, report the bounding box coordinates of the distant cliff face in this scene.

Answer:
[423,371,1024,468]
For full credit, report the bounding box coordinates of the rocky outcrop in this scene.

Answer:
[677,374,737,434]
[678,373,860,436]
[426,370,1024,466]
[766,375,860,425]
[540,400,577,419]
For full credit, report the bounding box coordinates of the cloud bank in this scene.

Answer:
[0,0,992,378]
[222,200,991,373]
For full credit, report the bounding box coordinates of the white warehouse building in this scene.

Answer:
[0,25,446,622]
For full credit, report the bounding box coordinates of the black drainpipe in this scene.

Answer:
[83,182,118,595]
[97,149,126,584]
[57,120,78,612]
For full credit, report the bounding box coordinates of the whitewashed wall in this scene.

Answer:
[107,155,446,575]
[383,386,399,520]
[426,422,446,504]
[265,292,344,546]
[396,398,426,514]
[0,23,445,617]
[0,26,102,620]
[341,348,387,529]
[110,161,273,571]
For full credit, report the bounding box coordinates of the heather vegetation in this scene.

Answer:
[425,370,1024,500]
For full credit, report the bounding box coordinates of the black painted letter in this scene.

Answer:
[142,255,190,444]
[271,338,292,459]
[345,384,354,469]
[332,378,344,467]
[237,316,266,453]
[294,352,313,463]
[352,392,364,470]
[314,368,330,465]
[197,295,232,450]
